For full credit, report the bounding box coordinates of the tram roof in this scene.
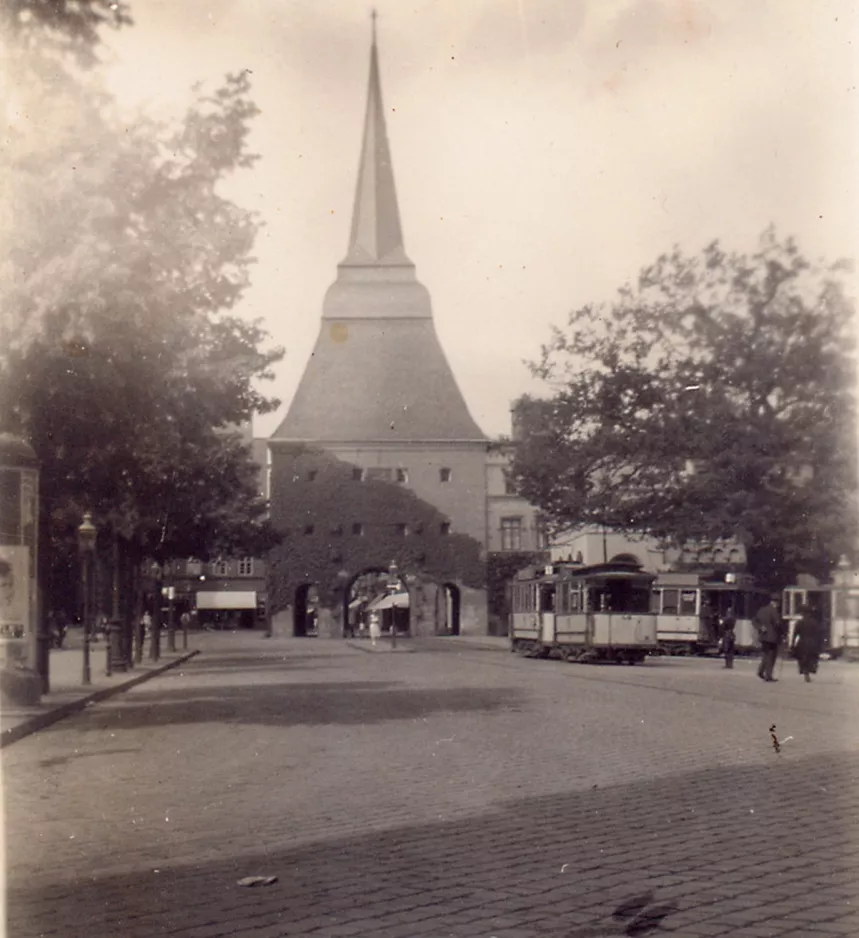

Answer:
[514,561,655,584]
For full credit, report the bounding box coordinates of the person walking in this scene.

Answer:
[721,607,737,669]
[791,604,825,683]
[754,595,783,682]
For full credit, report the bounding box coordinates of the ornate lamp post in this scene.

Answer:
[336,568,350,639]
[77,512,97,685]
[386,560,399,649]
[149,561,162,661]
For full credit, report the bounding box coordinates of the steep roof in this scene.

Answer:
[272,318,486,443]
[271,23,485,445]
[342,27,411,268]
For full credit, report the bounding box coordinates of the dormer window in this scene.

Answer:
[303,524,315,536]
[440,522,451,535]
[307,470,318,482]
[396,468,409,483]
[439,467,451,483]
[352,467,364,481]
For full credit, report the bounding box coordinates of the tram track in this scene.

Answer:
[418,640,858,718]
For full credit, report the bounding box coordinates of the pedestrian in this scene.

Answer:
[753,595,783,682]
[141,610,153,647]
[791,604,825,683]
[368,611,381,646]
[721,607,737,669]
[54,609,68,649]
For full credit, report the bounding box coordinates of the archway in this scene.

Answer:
[442,583,461,635]
[293,583,319,637]
[343,566,411,639]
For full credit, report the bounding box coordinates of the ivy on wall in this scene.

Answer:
[485,550,550,631]
[267,446,486,613]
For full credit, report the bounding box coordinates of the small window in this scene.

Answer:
[303,524,315,536]
[504,473,517,495]
[395,523,409,536]
[307,470,317,482]
[661,588,679,615]
[366,467,393,482]
[212,560,229,576]
[352,523,364,536]
[352,467,363,481]
[500,517,523,551]
[396,468,408,483]
[237,558,254,576]
[440,467,451,482]
[440,522,451,536]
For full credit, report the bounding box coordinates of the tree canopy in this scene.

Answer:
[0,5,283,588]
[509,229,858,586]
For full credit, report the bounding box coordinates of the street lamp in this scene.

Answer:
[387,560,399,649]
[149,561,162,662]
[77,512,97,685]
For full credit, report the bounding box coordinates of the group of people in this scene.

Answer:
[718,596,825,682]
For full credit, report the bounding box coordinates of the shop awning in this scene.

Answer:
[196,591,257,610]
[367,592,410,611]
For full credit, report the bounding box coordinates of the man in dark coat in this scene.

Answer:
[721,607,737,669]
[791,605,825,683]
[754,596,783,682]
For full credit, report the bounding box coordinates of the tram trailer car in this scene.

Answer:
[783,584,859,660]
[652,571,769,656]
[509,560,658,664]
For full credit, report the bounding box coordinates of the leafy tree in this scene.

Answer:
[0,9,283,622]
[509,229,857,587]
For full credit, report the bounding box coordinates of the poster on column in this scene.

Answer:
[0,546,29,638]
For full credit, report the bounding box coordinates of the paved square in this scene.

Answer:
[4,634,858,936]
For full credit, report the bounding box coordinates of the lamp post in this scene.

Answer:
[149,561,162,661]
[387,560,399,649]
[336,568,350,639]
[77,512,97,685]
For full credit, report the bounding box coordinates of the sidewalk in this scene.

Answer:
[0,629,199,748]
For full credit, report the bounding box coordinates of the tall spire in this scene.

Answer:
[342,13,411,267]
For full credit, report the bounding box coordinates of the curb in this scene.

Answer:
[345,641,415,654]
[0,649,200,749]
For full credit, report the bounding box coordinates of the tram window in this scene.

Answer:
[570,589,581,612]
[661,589,679,615]
[540,588,555,613]
[680,590,697,615]
[836,593,859,619]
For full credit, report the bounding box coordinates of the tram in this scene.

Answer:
[782,582,859,659]
[508,559,658,664]
[652,571,769,656]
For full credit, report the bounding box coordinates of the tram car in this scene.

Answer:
[652,571,769,656]
[508,559,658,664]
[783,580,859,660]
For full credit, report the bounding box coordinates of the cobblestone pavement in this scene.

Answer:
[4,634,859,937]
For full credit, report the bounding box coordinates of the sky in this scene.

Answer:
[102,0,859,440]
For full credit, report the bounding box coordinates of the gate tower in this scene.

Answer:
[268,23,489,634]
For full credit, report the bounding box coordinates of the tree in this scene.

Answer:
[509,229,857,587]
[0,8,283,619]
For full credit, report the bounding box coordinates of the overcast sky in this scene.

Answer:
[103,0,859,440]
